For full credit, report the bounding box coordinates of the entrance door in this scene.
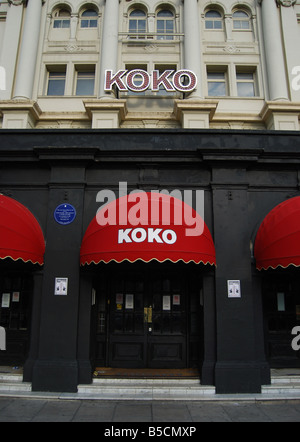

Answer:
[0,272,33,365]
[92,264,203,369]
[263,273,300,367]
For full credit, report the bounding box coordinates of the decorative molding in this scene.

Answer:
[8,0,26,5]
[64,44,84,53]
[276,0,296,6]
[223,45,241,54]
[144,44,158,53]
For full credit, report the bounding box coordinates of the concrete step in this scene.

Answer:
[0,373,23,382]
[0,381,32,393]
[271,375,300,384]
[262,375,300,396]
[93,377,201,386]
[0,373,32,394]
[77,378,216,400]
[262,384,300,395]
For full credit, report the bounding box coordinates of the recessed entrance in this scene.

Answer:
[263,271,300,367]
[90,263,204,372]
[0,270,33,366]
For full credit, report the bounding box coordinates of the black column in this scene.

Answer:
[32,161,87,392]
[201,271,216,386]
[212,167,266,394]
[23,270,43,382]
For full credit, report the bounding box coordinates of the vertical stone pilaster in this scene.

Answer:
[13,0,44,100]
[260,0,289,101]
[182,0,203,98]
[98,0,120,98]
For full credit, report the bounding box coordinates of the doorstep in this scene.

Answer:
[2,368,300,401]
[77,378,216,400]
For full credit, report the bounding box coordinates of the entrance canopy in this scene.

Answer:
[254,196,300,270]
[0,195,45,265]
[80,192,216,266]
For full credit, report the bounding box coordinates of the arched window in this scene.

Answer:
[53,8,71,29]
[205,10,223,30]
[233,10,251,30]
[129,9,147,38]
[156,10,175,40]
[80,9,98,28]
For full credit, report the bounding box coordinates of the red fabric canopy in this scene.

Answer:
[0,195,45,265]
[80,192,216,266]
[254,196,300,270]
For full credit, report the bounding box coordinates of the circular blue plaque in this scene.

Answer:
[54,204,76,226]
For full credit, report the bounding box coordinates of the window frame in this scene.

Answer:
[154,64,178,96]
[232,10,251,31]
[124,64,148,95]
[75,66,96,96]
[128,9,147,39]
[53,8,71,29]
[207,68,228,97]
[80,9,98,29]
[236,68,258,97]
[46,67,67,96]
[205,10,224,30]
[156,9,175,40]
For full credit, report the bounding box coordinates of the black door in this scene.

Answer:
[0,272,33,365]
[92,263,203,369]
[263,272,300,367]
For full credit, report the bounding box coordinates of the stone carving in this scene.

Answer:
[8,0,26,5]
[276,0,296,6]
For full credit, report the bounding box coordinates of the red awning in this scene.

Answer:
[0,195,45,265]
[254,196,300,270]
[80,192,216,266]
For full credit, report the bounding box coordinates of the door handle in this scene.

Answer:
[144,307,153,324]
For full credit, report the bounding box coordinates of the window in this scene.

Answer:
[129,9,147,38]
[156,10,175,40]
[125,65,148,95]
[236,70,256,97]
[207,71,227,96]
[80,9,98,28]
[0,275,33,331]
[233,11,251,30]
[155,65,177,95]
[76,68,95,96]
[47,68,66,96]
[205,10,223,30]
[53,9,71,29]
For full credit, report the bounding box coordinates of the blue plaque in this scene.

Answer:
[54,204,76,226]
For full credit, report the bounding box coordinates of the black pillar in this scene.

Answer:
[201,271,216,385]
[77,272,93,385]
[23,270,43,382]
[212,168,267,394]
[32,163,86,392]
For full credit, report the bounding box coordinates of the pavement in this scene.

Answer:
[0,397,300,422]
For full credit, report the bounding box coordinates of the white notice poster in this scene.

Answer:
[55,278,68,296]
[163,295,171,311]
[1,293,10,308]
[125,294,134,310]
[227,280,241,298]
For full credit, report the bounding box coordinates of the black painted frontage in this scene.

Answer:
[0,129,300,394]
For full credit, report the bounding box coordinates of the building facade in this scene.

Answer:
[0,0,300,395]
[0,0,299,130]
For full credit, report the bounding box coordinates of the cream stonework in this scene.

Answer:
[0,0,299,129]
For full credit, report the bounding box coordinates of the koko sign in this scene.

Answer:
[104,69,197,93]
